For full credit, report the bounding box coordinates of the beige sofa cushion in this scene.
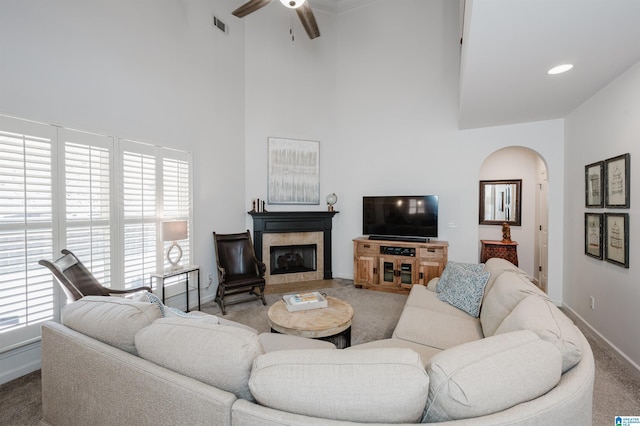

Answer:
[423,330,562,423]
[249,348,429,423]
[61,296,161,354]
[482,257,530,296]
[135,317,263,401]
[394,286,483,349]
[495,295,583,372]
[480,271,550,337]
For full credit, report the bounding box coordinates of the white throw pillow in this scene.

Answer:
[423,330,562,422]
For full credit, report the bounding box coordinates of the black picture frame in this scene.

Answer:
[585,161,604,208]
[604,213,629,268]
[584,213,603,259]
[604,153,630,208]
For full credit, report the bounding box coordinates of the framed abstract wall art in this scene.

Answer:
[267,138,320,205]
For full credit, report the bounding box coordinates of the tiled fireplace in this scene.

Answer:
[249,211,337,286]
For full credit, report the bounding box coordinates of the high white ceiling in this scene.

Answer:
[304,0,640,129]
[459,0,640,129]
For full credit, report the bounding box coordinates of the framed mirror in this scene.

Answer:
[479,179,522,226]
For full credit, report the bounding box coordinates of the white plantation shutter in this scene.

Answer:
[61,129,114,287]
[0,116,57,351]
[120,140,192,284]
[162,156,191,269]
[121,142,158,289]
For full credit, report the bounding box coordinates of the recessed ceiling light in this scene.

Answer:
[548,64,574,75]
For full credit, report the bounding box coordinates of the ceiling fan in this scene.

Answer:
[232,0,321,40]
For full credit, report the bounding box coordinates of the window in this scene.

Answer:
[0,116,57,351]
[0,116,193,353]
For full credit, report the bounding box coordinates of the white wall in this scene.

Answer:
[243,0,566,302]
[565,59,640,368]
[0,0,246,294]
[0,0,246,383]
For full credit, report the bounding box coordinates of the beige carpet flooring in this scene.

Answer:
[1,280,639,425]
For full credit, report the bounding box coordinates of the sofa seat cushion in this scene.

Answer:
[61,296,161,354]
[436,262,490,317]
[423,330,562,423]
[258,333,336,352]
[135,317,263,401]
[348,338,442,367]
[480,271,550,337]
[249,348,429,424]
[394,286,483,349]
[495,295,583,372]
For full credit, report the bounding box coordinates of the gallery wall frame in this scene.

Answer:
[584,213,603,260]
[585,161,604,208]
[267,137,320,205]
[604,212,629,268]
[604,153,630,208]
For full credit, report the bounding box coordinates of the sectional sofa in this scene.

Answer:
[39,258,594,425]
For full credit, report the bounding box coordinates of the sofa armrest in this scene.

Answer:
[41,321,236,426]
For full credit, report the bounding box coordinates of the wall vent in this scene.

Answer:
[213,16,227,34]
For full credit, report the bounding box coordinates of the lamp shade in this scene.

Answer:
[162,220,188,242]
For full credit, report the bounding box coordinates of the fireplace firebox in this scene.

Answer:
[270,244,317,275]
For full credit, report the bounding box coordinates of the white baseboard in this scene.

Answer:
[0,341,41,385]
[562,303,640,379]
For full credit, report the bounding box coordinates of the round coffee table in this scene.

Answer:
[267,296,354,348]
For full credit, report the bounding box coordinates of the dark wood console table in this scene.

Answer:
[481,240,518,266]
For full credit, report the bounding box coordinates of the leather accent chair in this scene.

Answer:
[213,230,267,314]
[39,249,151,303]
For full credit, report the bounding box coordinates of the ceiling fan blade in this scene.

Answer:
[232,0,273,18]
[296,2,320,39]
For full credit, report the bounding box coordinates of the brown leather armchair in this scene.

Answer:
[39,249,151,303]
[213,230,267,314]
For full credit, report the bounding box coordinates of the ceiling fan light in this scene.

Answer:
[280,0,306,9]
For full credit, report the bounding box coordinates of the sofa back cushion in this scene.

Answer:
[61,296,161,354]
[135,317,263,401]
[423,330,562,423]
[495,295,583,372]
[482,257,530,296]
[480,271,550,337]
[249,348,429,423]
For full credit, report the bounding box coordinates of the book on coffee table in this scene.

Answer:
[282,291,328,312]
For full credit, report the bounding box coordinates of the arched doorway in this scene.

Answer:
[479,147,548,292]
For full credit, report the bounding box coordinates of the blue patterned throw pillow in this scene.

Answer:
[435,261,485,293]
[145,292,198,318]
[436,262,490,317]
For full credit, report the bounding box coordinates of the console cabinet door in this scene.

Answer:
[417,260,441,285]
[355,255,377,285]
[379,257,416,290]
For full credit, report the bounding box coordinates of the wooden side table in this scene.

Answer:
[481,240,519,266]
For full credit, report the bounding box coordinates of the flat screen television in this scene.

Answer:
[363,195,438,242]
